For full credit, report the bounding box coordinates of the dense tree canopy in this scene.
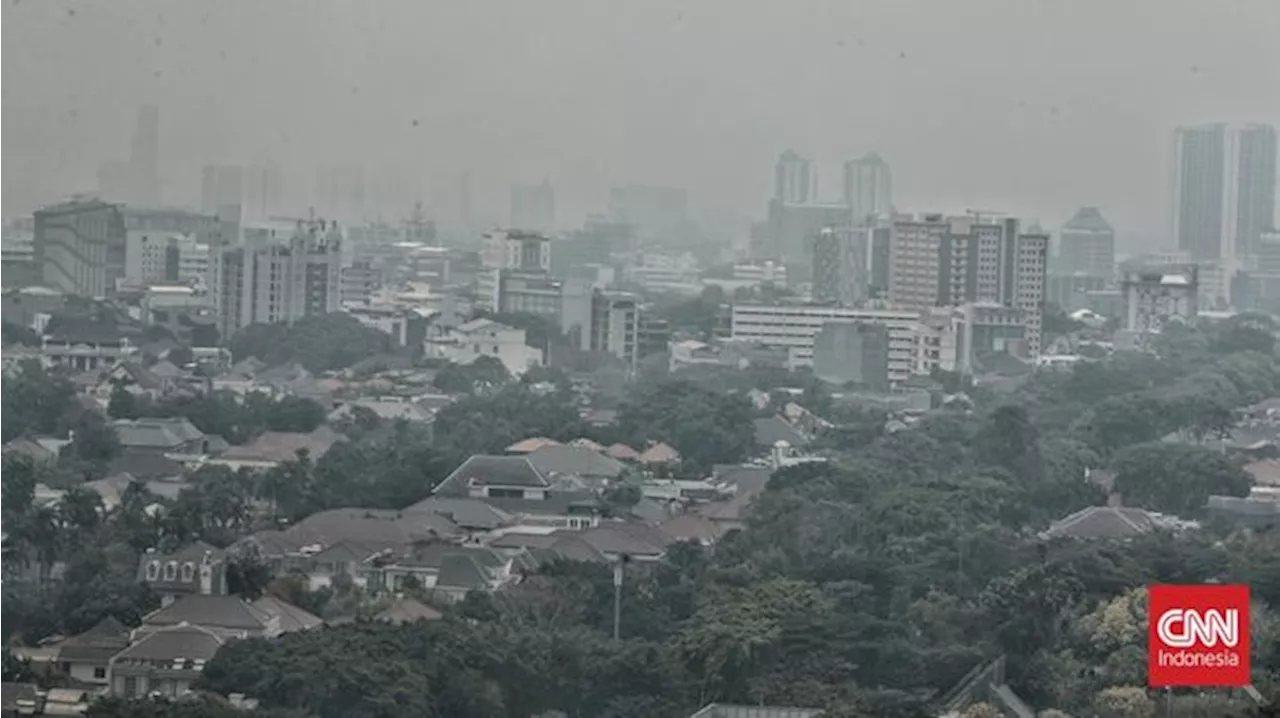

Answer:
[227,313,394,371]
[616,378,755,468]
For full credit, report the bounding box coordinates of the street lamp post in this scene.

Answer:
[612,554,628,641]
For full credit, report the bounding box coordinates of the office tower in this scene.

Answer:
[476,229,554,314]
[811,227,865,306]
[889,214,1048,355]
[1057,207,1115,279]
[202,165,283,221]
[774,150,812,204]
[763,201,851,269]
[33,199,127,296]
[1234,124,1278,258]
[867,225,892,298]
[130,105,160,205]
[843,153,893,225]
[1172,124,1228,261]
[210,219,343,337]
[510,180,556,231]
[404,202,437,244]
[315,164,367,223]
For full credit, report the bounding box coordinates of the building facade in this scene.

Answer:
[1172,124,1228,261]
[1057,207,1115,279]
[589,290,640,371]
[811,322,891,390]
[34,199,127,297]
[811,227,865,306]
[210,220,343,337]
[842,153,893,225]
[774,150,812,205]
[1234,124,1278,259]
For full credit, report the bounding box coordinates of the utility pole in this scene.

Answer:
[612,554,628,641]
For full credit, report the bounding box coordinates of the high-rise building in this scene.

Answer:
[762,201,851,269]
[774,150,812,204]
[589,290,640,372]
[1234,124,1278,258]
[510,180,556,231]
[842,153,893,224]
[1057,207,1115,279]
[889,214,1048,356]
[202,165,283,221]
[608,185,689,240]
[210,219,343,337]
[33,199,127,297]
[1172,124,1228,261]
[97,106,161,205]
[811,227,865,306]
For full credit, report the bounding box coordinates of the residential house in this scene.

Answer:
[1040,506,1197,540]
[374,544,518,601]
[372,597,443,624]
[639,442,681,466]
[212,426,345,470]
[104,452,187,482]
[576,522,675,562]
[429,318,544,378]
[111,417,208,456]
[135,594,281,641]
[660,513,726,545]
[53,616,131,686]
[84,472,187,510]
[605,443,640,462]
[568,437,606,452]
[327,398,437,426]
[137,542,228,606]
[41,321,139,372]
[1206,488,1280,528]
[249,596,323,633]
[108,624,223,699]
[488,531,609,564]
[431,454,605,531]
[405,496,516,535]
[525,444,627,483]
[505,437,562,454]
[1,438,59,466]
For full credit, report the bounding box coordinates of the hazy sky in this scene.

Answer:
[4,0,1278,240]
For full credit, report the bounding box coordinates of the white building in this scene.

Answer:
[1122,266,1199,335]
[345,304,414,346]
[731,303,959,383]
[210,219,343,338]
[589,290,640,371]
[732,261,788,285]
[843,153,893,224]
[124,230,176,285]
[430,318,543,377]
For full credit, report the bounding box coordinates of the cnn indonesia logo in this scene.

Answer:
[1148,584,1250,688]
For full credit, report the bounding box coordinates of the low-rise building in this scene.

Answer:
[107,624,224,699]
[428,318,544,378]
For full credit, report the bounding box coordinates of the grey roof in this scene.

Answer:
[752,416,810,448]
[375,597,443,624]
[56,617,130,663]
[106,451,186,480]
[488,532,564,550]
[328,399,436,423]
[2,438,57,462]
[433,455,549,497]
[436,554,490,590]
[711,465,774,493]
[1041,506,1174,540]
[148,360,186,379]
[251,596,323,633]
[113,624,223,662]
[547,535,610,563]
[1063,206,1113,232]
[480,490,602,518]
[112,361,163,390]
[527,444,626,478]
[142,595,272,631]
[254,361,312,384]
[405,496,513,530]
[111,418,204,449]
[579,522,672,557]
[252,508,460,556]
[221,426,345,463]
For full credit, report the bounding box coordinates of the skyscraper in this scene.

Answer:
[510,180,556,231]
[1172,124,1228,261]
[1234,124,1278,258]
[843,153,893,224]
[130,105,160,205]
[34,199,127,297]
[774,150,812,204]
[811,227,865,306]
[1057,207,1115,279]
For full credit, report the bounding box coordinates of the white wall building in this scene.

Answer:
[210,219,343,338]
[731,303,958,383]
[430,318,543,377]
[124,230,176,285]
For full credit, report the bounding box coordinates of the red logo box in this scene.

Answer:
[1148,584,1250,687]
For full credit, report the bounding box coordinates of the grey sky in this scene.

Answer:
[4,0,1278,238]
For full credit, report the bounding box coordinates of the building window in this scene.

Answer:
[124,676,139,697]
[492,346,499,354]
[145,561,160,581]
[181,562,195,583]
[163,561,178,581]
[487,487,524,499]
[94,667,107,679]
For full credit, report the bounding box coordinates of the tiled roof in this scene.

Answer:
[141,595,272,631]
[488,532,564,550]
[436,554,490,590]
[579,521,673,557]
[505,437,562,454]
[375,597,443,624]
[111,417,204,449]
[661,514,726,544]
[405,496,514,530]
[221,426,345,463]
[527,444,625,478]
[265,508,460,553]
[433,455,549,497]
[1041,506,1192,540]
[106,451,185,480]
[1244,459,1280,487]
[568,437,606,452]
[113,624,223,662]
[606,443,640,461]
[639,442,681,464]
[251,595,322,633]
[56,617,130,663]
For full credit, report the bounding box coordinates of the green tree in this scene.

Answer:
[1111,442,1251,516]
[1,360,77,441]
[616,379,755,469]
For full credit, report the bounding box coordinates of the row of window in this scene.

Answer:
[144,560,197,583]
